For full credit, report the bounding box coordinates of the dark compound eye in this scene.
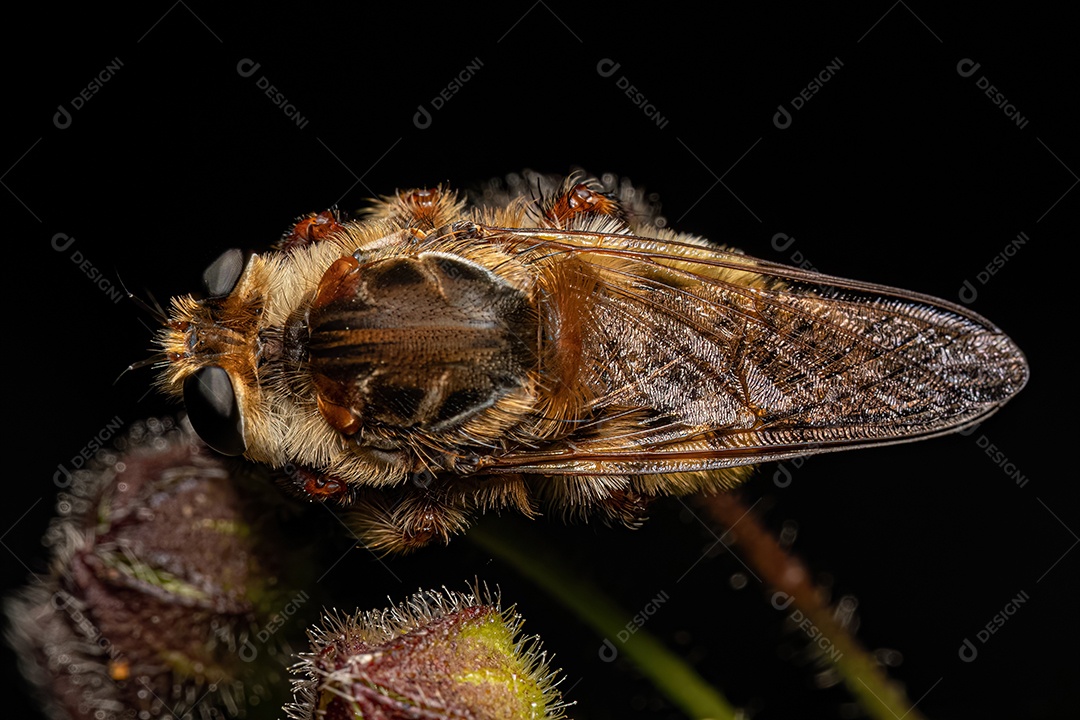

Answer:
[202,248,245,298]
[183,366,246,456]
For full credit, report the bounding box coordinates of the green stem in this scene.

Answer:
[468,521,738,720]
[700,493,927,720]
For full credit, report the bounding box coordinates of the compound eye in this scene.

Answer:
[202,248,245,298]
[183,366,246,456]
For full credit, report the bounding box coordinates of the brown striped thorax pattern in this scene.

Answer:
[157,172,1029,553]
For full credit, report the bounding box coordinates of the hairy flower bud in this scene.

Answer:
[287,585,567,719]
[6,417,317,719]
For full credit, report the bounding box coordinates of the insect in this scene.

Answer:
[154,172,1029,553]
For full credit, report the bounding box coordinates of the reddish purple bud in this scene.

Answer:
[6,417,316,719]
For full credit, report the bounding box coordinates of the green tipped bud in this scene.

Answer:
[6,417,317,719]
[287,585,568,719]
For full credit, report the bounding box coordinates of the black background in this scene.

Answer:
[4,3,1076,719]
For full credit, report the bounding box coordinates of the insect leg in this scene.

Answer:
[542,181,624,227]
[346,485,476,554]
[275,464,354,505]
[277,208,347,253]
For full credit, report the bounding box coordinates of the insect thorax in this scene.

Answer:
[299,251,538,438]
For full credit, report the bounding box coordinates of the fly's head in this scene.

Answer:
[157,249,271,457]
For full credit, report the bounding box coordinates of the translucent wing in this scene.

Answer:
[474,227,1028,476]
